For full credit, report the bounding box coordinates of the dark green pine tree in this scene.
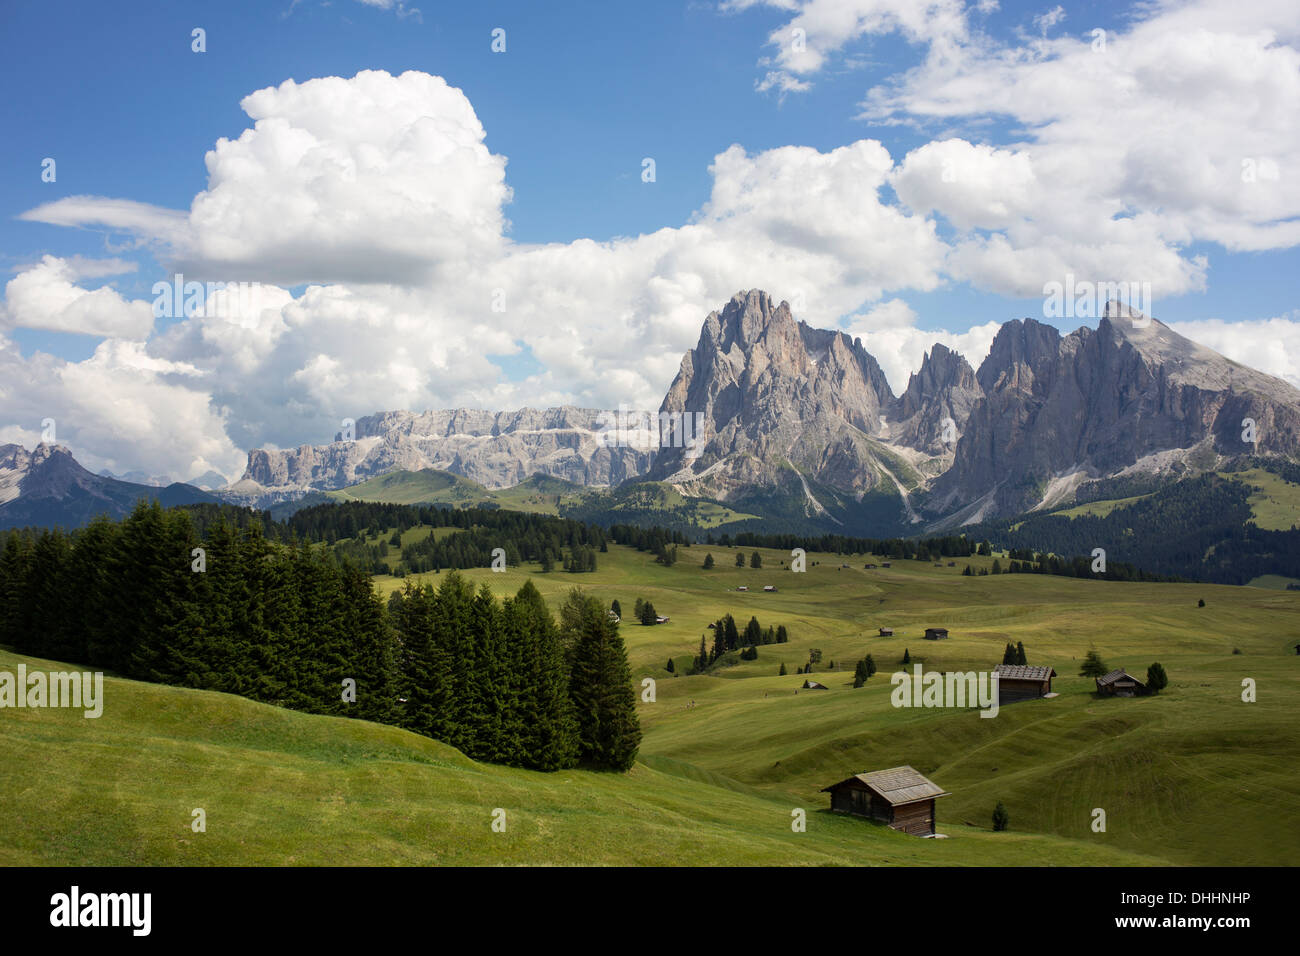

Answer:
[507,580,579,770]
[338,561,399,726]
[724,615,740,650]
[778,662,787,676]
[853,658,869,688]
[902,648,911,665]
[750,551,762,569]
[1015,641,1027,666]
[1146,662,1168,694]
[703,553,714,569]
[694,635,708,674]
[710,623,727,663]
[611,599,622,619]
[393,580,451,739]
[1079,648,1109,677]
[562,590,641,771]
[864,654,876,678]
[776,624,789,644]
[1002,642,1017,665]
[735,551,746,567]
[744,616,762,646]
[992,802,1010,831]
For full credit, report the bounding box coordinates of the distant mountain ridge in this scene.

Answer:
[223,406,655,509]
[0,443,216,530]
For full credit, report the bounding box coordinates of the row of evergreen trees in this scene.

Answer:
[0,501,640,771]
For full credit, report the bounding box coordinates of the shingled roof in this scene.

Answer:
[994,664,1057,680]
[821,766,950,806]
[1096,668,1139,687]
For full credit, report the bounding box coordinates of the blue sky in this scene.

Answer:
[1,0,1297,479]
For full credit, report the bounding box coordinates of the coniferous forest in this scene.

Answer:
[0,500,640,772]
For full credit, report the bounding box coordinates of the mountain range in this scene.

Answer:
[0,443,216,529]
[4,290,1298,539]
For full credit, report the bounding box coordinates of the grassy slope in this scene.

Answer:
[1043,468,1300,529]
[0,645,1150,866]
[397,545,1300,866]
[4,543,1297,865]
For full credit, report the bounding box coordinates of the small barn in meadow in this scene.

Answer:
[802,679,828,690]
[994,664,1057,703]
[1096,668,1143,697]
[878,626,894,637]
[864,563,877,569]
[924,627,949,640]
[822,766,950,836]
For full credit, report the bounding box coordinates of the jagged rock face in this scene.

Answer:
[1,443,99,503]
[648,290,898,499]
[235,406,656,499]
[887,343,983,455]
[927,303,1300,520]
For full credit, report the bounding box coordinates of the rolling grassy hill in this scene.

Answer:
[4,540,1297,865]
[0,643,1152,866]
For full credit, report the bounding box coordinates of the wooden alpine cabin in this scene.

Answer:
[1096,668,1143,697]
[924,627,949,640]
[822,766,950,836]
[878,626,894,637]
[993,664,1057,703]
[802,679,829,690]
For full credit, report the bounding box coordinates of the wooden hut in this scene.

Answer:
[924,627,949,640]
[802,679,828,690]
[821,766,950,836]
[993,664,1056,703]
[878,626,894,637]
[1096,668,1143,697]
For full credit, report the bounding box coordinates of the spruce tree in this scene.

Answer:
[703,552,714,570]
[724,615,740,650]
[509,580,579,770]
[1015,641,1027,666]
[1146,662,1168,694]
[1002,642,1017,665]
[561,590,641,771]
[1079,649,1109,677]
[992,802,1010,831]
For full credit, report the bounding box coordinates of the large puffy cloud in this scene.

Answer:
[1,256,154,339]
[24,71,511,286]
[0,327,245,481]
[735,0,1300,300]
